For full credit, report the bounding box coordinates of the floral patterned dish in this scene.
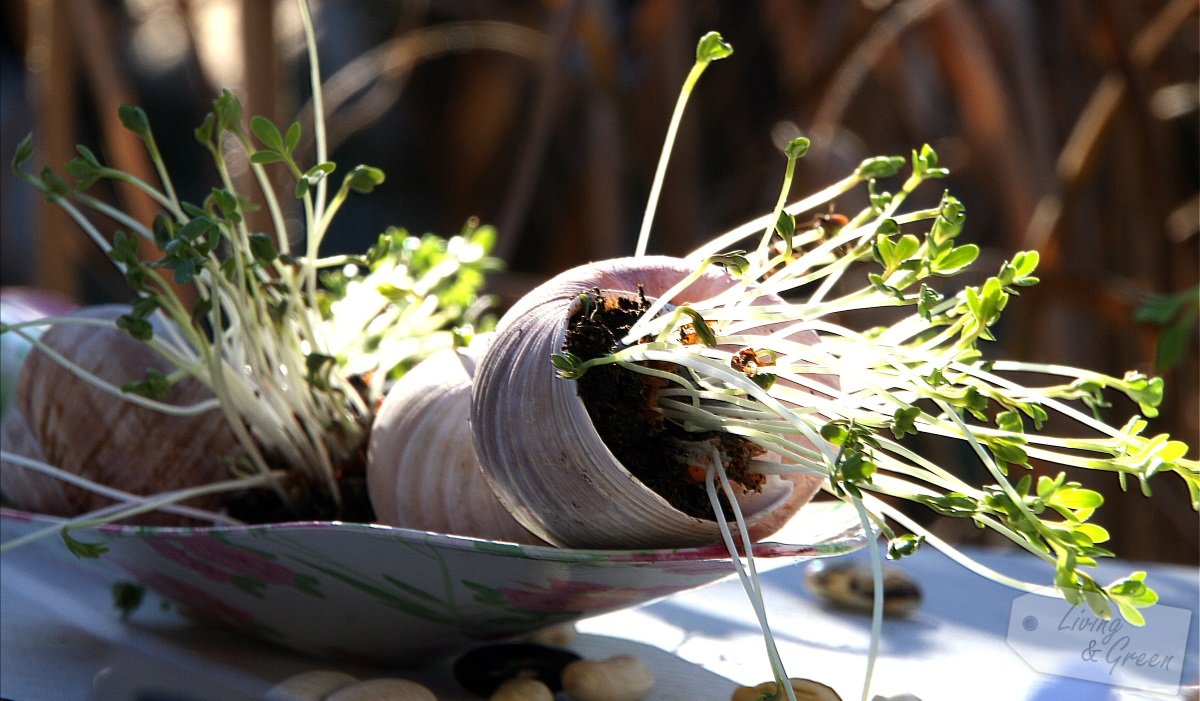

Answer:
[0,501,863,663]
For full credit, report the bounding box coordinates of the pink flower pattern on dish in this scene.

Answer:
[120,564,256,626]
[144,534,297,585]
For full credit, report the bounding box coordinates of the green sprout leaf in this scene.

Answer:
[12,132,34,172]
[784,137,811,160]
[856,155,905,180]
[912,143,949,179]
[116,313,154,342]
[1106,571,1158,626]
[551,350,585,379]
[775,211,796,254]
[40,167,69,199]
[284,122,302,154]
[118,104,151,139]
[248,233,279,264]
[887,533,925,559]
[1134,286,1199,371]
[749,373,777,391]
[122,368,172,400]
[305,352,336,390]
[62,528,108,559]
[214,89,244,134]
[250,150,284,165]
[706,251,750,276]
[696,31,733,63]
[193,113,216,148]
[250,115,285,152]
[296,162,336,198]
[932,243,979,276]
[930,194,966,249]
[678,307,718,347]
[891,405,920,439]
[345,165,386,194]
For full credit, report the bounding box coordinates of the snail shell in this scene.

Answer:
[0,406,54,510]
[367,334,544,544]
[805,560,922,617]
[2,304,240,525]
[471,256,827,548]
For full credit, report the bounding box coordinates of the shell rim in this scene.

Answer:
[0,500,865,564]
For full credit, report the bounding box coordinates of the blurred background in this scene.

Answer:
[1,0,1196,563]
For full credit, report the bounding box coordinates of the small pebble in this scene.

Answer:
[561,654,654,701]
[452,643,580,696]
[323,678,437,701]
[489,677,554,701]
[732,678,841,701]
[523,622,577,647]
[870,694,923,701]
[264,670,358,701]
[806,560,922,617]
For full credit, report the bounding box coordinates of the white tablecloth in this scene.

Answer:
[2,534,1196,701]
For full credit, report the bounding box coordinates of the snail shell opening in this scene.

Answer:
[471,256,826,549]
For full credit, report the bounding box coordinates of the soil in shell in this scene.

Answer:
[225,431,376,524]
[563,288,764,521]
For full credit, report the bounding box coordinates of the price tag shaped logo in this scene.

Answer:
[1007,591,1192,695]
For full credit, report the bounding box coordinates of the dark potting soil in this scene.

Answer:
[225,438,376,524]
[563,288,763,521]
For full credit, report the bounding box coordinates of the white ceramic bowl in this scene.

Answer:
[0,501,863,664]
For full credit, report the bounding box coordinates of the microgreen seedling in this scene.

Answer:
[3,0,498,535]
[634,32,733,258]
[558,30,1199,701]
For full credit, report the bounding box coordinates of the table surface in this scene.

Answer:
[2,526,1196,701]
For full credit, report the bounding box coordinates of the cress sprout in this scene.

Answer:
[559,30,1199,701]
[3,0,498,533]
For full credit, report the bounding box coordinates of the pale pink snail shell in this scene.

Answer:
[2,304,240,525]
[367,334,545,544]
[471,256,828,548]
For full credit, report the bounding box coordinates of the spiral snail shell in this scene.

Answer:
[367,334,545,544]
[470,256,827,548]
[0,305,240,525]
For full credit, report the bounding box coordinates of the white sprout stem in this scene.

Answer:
[0,451,244,527]
[234,132,293,257]
[688,173,864,261]
[298,0,329,226]
[753,148,803,260]
[211,153,262,297]
[799,316,1052,544]
[43,197,117,260]
[787,318,1117,459]
[704,450,797,701]
[850,496,883,701]
[635,56,713,258]
[199,314,285,489]
[864,494,1056,592]
[99,167,184,220]
[621,263,716,345]
[804,178,922,308]
[6,326,222,415]
[71,184,171,235]
[138,121,182,212]
[658,380,992,504]
[621,349,839,463]
[930,394,1055,547]
[946,360,1135,443]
